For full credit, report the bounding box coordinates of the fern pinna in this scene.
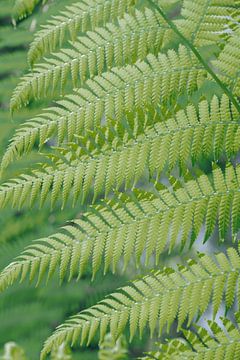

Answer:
[1,0,240,359]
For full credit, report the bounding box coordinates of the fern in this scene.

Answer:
[12,9,170,105]
[141,313,240,359]
[39,248,240,358]
[1,1,240,358]
[11,44,205,112]
[1,95,239,207]
[212,27,240,97]
[1,164,240,294]
[177,0,239,47]
[7,46,206,175]
[28,0,136,66]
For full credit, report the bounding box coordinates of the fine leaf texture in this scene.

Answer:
[177,0,239,47]
[0,165,240,294]
[7,46,206,172]
[2,1,240,358]
[11,9,170,105]
[27,0,136,66]
[141,312,240,359]
[212,27,240,97]
[1,95,239,208]
[40,248,240,358]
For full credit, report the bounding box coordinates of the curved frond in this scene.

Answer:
[1,95,239,208]
[7,46,206,169]
[177,0,238,47]
[28,0,136,66]
[12,9,170,105]
[12,45,205,113]
[141,313,240,359]
[40,248,240,358]
[212,27,240,97]
[0,165,240,294]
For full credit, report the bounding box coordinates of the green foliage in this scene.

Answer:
[98,334,128,360]
[28,0,136,66]
[41,248,240,357]
[0,342,27,360]
[141,313,240,359]
[13,0,41,21]
[1,0,240,359]
[50,343,72,360]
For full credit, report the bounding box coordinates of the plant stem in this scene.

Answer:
[147,0,240,113]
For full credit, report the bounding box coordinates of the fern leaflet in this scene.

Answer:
[40,248,240,358]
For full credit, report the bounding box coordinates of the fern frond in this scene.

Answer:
[7,47,205,170]
[12,9,170,105]
[212,27,240,97]
[12,45,205,113]
[13,0,41,21]
[1,95,239,207]
[141,313,240,359]
[28,0,135,66]
[40,248,240,358]
[1,164,240,294]
[178,0,238,47]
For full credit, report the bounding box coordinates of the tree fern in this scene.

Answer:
[1,164,240,294]
[141,313,240,359]
[1,95,239,207]
[12,9,170,105]
[177,0,239,47]
[1,1,240,359]
[39,248,240,358]
[212,27,240,97]
[28,0,136,66]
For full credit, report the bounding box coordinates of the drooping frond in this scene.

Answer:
[1,164,240,294]
[177,0,239,47]
[28,0,136,66]
[12,9,170,105]
[40,248,240,358]
[13,0,41,21]
[212,27,240,97]
[1,95,240,208]
[141,313,240,359]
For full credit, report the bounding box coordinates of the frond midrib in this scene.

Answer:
[2,117,239,194]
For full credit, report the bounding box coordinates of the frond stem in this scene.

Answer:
[147,0,240,113]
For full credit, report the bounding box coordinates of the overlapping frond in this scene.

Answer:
[28,0,136,66]
[177,0,238,47]
[39,248,240,358]
[141,313,240,359]
[12,9,170,105]
[212,27,240,97]
[1,165,240,295]
[1,95,239,208]
[7,46,206,172]
[12,45,205,113]
[13,0,41,21]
